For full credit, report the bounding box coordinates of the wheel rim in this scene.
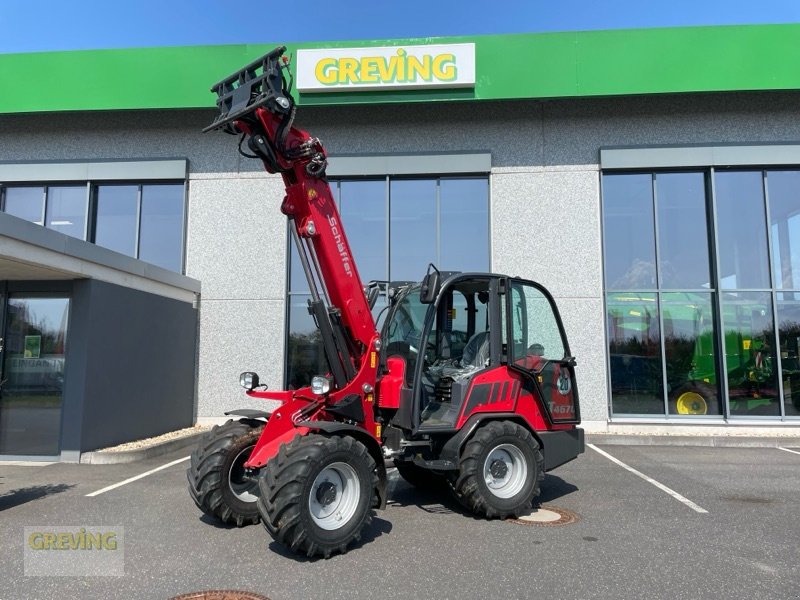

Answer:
[676,391,708,415]
[228,445,259,503]
[483,443,528,499]
[308,462,361,531]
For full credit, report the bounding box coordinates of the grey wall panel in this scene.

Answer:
[491,170,602,299]
[196,299,284,417]
[75,280,197,450]
[185,177,287,301]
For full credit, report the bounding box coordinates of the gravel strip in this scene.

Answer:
[96,425,211,453]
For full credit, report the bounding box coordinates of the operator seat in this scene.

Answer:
[461,330,490,368]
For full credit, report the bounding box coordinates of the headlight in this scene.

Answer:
[311,375,330,395]
[239,371,260,391]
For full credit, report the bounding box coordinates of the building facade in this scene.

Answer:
[2,24,800,458]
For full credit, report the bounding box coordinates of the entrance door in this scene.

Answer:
[0,295,70,456]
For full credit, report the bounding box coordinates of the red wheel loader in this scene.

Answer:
[187,47,584,558]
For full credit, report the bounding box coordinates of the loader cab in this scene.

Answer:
[383,274,501,432]
[383,273,579,434]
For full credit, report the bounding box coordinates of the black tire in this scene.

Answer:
[187,419,264,527]
[452,421,544,518]
[257,434,377,559]
[669,381,717,415]
[394,461,448,491]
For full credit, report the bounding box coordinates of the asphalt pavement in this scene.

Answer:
[1,443,798,600]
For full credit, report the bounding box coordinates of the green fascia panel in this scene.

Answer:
[1,23,799,114]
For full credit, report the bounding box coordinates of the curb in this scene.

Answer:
[79,432,206,464]
[586,433,800,448]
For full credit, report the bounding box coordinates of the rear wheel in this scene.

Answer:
[453,421,543,518]
[187,419,264,527]
[669,382,717,415]
[258,434,377,558]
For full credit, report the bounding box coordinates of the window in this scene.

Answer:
[602,167,800,419]
[1,181,186,273]
[286,175,489,389]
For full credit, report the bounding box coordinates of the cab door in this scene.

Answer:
[505,278,580,424]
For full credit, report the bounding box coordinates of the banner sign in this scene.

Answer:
[296,43,476,93]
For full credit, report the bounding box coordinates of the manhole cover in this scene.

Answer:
[509,505,580,527]
[169,592,270,600]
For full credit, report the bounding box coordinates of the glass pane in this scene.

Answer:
[602,174,656,290]
[341,180,386,284]
[138,184,184,272]
[655,173,711,289]
[721,291,779,416]
[662,292,721,415]
[45,186,87,239]
[4,186,45,225]
[509,282,575,421]
[767,170,800,289]
[607,293,664,414]
[440,178,489,272]
[715,171,770,289]
[95,185,138,256]
[776,292,800,417]
[0,297,69,456]
[390,179,436,281]
[286,295,327,390]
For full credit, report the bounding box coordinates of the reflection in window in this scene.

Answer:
[390,179,437,281]
[662,293,721,415]
[715,171,771,290]
[95,185,138,257]
[607,294,664,414]
[602,174,656,290]
[138,184,185,272]
[767,171,800,289]
[1,182,186,273]
[440,178,490,273]
[0,296,69,456]
[341,180,386,284]
[777,292,800,417]
[45,186,87,240]
[656,173,711,289]
[4,186,45,225]
[721,292,779,416]
[286,175,489,388]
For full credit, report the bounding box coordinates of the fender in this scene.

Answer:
[439,412,584,471]
[297,421,387,510]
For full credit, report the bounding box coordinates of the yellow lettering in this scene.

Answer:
[315,58,337,85]
[57,532,71,549]
[87,532,102,549]
[102,533,117,550]
[43,533,56,549]
[432,53,456,81]
[394,49,406,82]
[377,56,396,81]
[337,57,358,83]
[360,57,379,83]
[407,55,431,81]
[29,533,44,550]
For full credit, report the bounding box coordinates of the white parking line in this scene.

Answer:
[86,456,190,497]
[778,447,800,456]
[587,444,708,514]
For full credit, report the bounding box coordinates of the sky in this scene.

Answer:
[0,0,799,54]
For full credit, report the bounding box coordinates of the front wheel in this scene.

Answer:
[452,421,544,518]
[257,434,377,558]
[187,419,264,527]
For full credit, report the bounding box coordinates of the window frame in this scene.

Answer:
[601,144,800,422]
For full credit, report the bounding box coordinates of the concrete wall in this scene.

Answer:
[2,91,800,423]
[62,279,197,452]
